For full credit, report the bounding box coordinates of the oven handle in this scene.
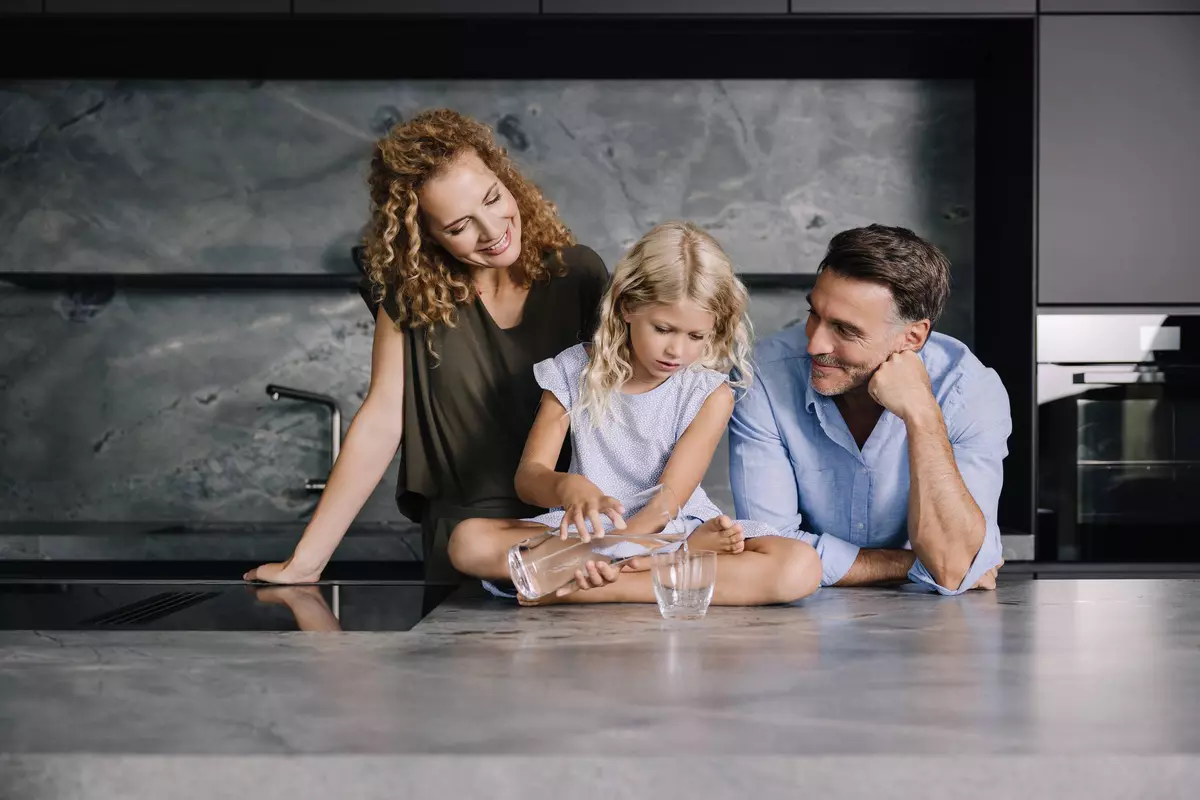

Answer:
[1073,372,1163,384]
[1073,370,1200,385]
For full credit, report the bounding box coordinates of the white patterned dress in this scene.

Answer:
[483,343,780,598]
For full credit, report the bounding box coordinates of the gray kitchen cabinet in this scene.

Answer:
[46,1,289,11]
[790,1,1035,12]
[543,1,787,12]
[0,1,42,13]
[294,1,537,12]
[1038,15,1200,305]
[1041,2,1200,11]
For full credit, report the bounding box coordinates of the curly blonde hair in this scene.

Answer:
[577,220,755,425]
[361,108,576,353]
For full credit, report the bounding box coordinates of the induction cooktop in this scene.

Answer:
[0,578,456,632]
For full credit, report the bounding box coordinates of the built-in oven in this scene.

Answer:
[1037,310,1200,563]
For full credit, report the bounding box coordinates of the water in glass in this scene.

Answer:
[651,548,717,620]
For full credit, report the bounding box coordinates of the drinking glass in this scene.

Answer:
[507,484,685,600]
[650,548,717,620]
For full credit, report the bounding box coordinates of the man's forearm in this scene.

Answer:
[905,404,986,590]
[834,548,917,587]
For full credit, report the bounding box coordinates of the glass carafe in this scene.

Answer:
[507,484,686,600]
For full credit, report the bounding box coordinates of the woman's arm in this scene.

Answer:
[245,305,407,583]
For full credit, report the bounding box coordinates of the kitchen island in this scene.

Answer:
[2,578,1199,798]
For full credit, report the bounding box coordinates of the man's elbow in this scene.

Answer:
[925,514,988,591]
[928,558,974,593]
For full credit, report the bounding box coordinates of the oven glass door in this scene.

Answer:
[1039,368,1200,562]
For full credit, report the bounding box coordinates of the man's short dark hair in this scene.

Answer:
[817,224,951,326]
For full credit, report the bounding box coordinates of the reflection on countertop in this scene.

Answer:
[0,578,455,633]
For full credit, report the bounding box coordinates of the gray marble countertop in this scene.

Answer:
[3,578,1200,798]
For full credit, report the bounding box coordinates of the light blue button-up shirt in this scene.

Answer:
[728,326,1010,595]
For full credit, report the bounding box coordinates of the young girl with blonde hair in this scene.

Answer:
[449,220,821,605]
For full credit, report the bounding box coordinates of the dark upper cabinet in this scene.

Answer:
[0,1,43,13]
[544,1,1036,12]
[543,1,786,12]
[294,1,537,12]
[790,1,1034,11]
[1041,2,1200,11]
[45,1,289,11]
[1038,15,1200,305]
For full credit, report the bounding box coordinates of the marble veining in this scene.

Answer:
[2,579,1198,796]
[0,579,1198,757]
[1,79,974,279]
[0,287,400,523]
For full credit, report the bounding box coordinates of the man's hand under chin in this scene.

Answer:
[867,349,937,422]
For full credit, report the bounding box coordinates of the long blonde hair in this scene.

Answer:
[577,221,754,425]
[361,109,575,354]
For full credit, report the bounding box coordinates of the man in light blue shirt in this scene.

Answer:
[730,224,1009,595]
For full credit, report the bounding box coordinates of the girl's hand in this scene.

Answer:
[554,555,650,597]
[558,476,626,542]
[556,560,621,596]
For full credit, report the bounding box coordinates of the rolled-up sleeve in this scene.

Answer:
[729,371,860,587]
[804,531,862,587]
[907,368,1011,595]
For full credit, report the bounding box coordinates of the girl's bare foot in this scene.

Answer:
[686,515,745,554]
[518,592,560,607]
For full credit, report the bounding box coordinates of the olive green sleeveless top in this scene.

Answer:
[358,244,609,577]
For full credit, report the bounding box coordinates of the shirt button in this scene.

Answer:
[857,522,865,530]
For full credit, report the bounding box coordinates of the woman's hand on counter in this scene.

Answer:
[243,557,324,585]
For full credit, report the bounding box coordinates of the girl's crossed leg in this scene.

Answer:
[448,516,821,606]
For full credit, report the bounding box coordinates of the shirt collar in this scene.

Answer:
[803,354,821,413]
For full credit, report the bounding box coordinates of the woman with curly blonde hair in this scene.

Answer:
[247,108,609,584]
[448,221,821,606]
